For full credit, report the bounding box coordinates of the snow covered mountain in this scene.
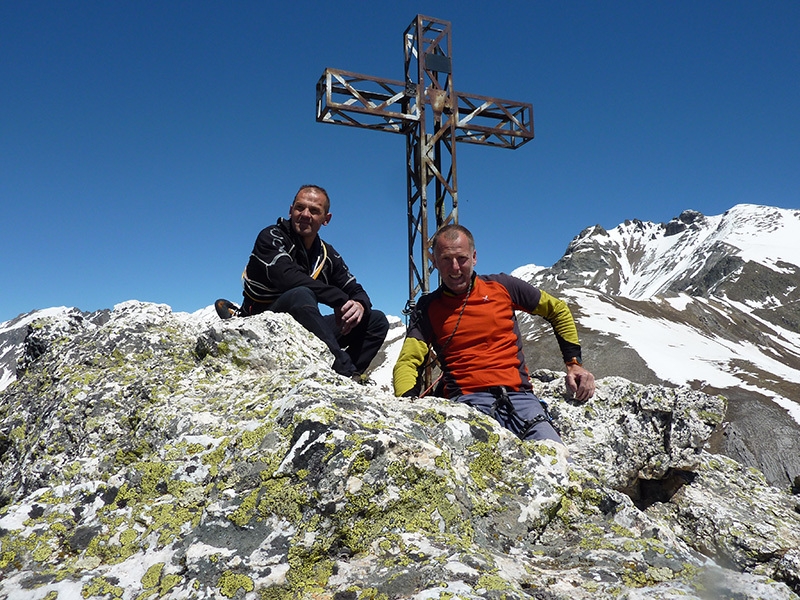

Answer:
[1,203,798,489]
[512,204,800,489]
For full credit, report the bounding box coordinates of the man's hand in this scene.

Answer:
[565,364,595,402]
[336,300,365,335]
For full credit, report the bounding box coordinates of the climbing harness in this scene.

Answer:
[486,386,558,439]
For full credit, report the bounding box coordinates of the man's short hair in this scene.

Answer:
[294,184,330,212]
[432,224,475,252]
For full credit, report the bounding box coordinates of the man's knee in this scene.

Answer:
[369,309,390,336]
[271,287,319,317]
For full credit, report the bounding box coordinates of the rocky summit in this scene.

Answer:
[1,302,799,599]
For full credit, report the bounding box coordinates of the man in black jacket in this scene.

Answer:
[239,184,389,379]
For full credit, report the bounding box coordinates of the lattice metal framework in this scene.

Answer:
[316,14,534,310]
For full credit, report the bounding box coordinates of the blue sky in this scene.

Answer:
[2,1,798,323]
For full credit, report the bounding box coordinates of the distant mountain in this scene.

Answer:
[511,204,800,490]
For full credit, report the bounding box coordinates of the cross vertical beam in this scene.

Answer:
[316,14,534,311]
[403,16,458,305]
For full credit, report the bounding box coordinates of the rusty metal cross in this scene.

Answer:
[316,14,534,311]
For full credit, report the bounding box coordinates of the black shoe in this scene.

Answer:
[215,299,241,320]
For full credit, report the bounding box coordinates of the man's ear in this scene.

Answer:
[323,213,332,226]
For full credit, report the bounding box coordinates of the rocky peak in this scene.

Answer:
[1,302,799,598]
[665,209,707,236]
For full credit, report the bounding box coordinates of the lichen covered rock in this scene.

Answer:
[0,302,798,599]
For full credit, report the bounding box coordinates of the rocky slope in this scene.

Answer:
[512,204,800,491]
[1,302,799,599]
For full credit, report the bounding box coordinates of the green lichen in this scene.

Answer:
[75,475,204,567]
[160,574,182,594]
[620,563,678,588]
[133,551,183,591]
[476,573,514,592]
[141,562,164,588]
[286,542,334,595]
[229,488,260,527]
[82,576,124,598]
[0,550,16,569]
[433,451,452,471]
[467,439,503,490]
[119,528,138,547]
[350,453,371,476]
[10,424,26,441]
[338,587,388,600]
[84,520,141,564]
[202,438,232,477]
[135,461,174,496]
[241,424,272,449]
[218,570,255,597]
[533,442,558,459]
[214,340,253,369]
[414,408,447,426]
[610,522,635,538]
[257,477,309,523]
[187,442,206,454]
[341,432,365,458]
[580,487,605,506]
[32,542,53,562]
[147,498,204,546]
[306,406,337,424]
[581,579,600,593]
[115,440,154,466]
[257,585,293,600]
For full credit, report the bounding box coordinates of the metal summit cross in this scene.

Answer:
[316,14,534,311]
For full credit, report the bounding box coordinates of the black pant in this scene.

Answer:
[243,287,389,376]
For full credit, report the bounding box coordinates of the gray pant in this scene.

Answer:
[454,389,562,444]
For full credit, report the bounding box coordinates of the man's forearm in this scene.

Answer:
[393,337,429,396]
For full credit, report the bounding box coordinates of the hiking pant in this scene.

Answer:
[265,286,389,377]
[454,389,563,444]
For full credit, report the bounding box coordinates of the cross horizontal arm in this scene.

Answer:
[317,68,534,149]
[455,92,534,149]
[316,68,418,134]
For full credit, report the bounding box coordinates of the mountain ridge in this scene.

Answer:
[510,203,800,490]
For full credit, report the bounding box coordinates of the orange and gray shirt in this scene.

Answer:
[393,273,582,398]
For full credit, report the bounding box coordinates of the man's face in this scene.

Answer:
[289,189,331,244]
[432,232,476,294]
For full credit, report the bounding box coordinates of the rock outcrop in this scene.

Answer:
[1,302,798,599]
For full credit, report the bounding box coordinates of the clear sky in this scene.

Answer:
[2,1,798,323]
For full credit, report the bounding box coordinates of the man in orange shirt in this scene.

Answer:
[393,224,594,443]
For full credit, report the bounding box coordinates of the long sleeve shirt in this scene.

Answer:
[393,273,581,398]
